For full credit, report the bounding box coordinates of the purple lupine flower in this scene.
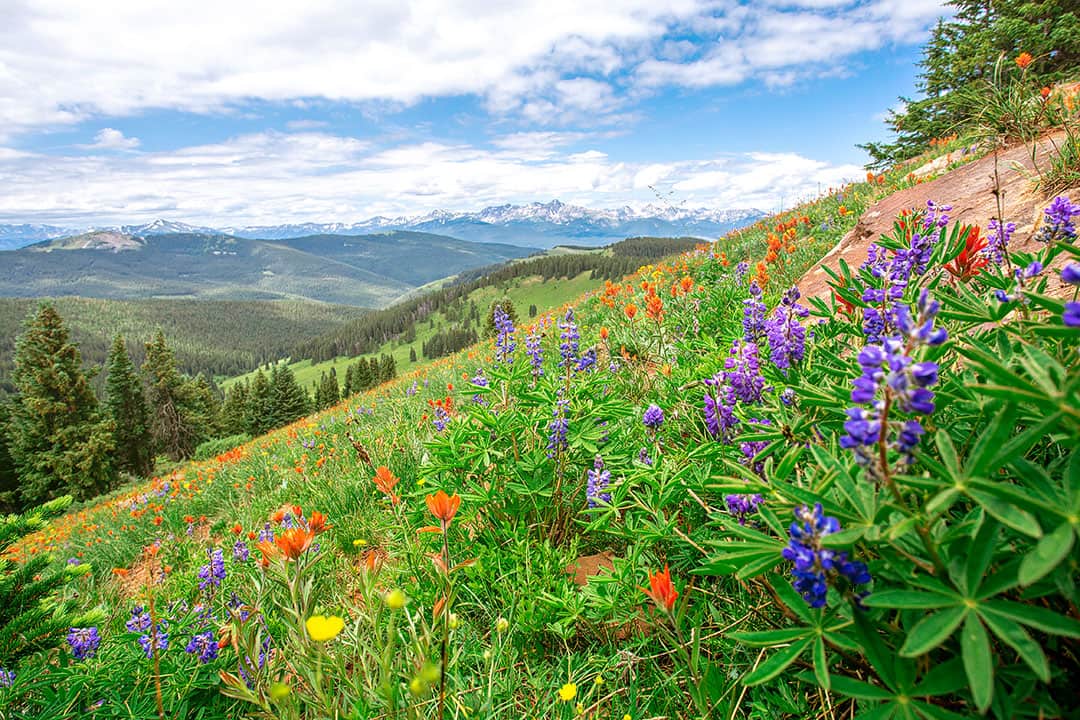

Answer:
[586,455,612,508]
[703,381,739,442]
[471,368,489,404]
[739,418,772,477]
[1064,302,1080,327]
[233,540,249,562]
[782,504,871,608]
[432,403,451,432]
[637,447,653,466]
[574,348,597,373]
[526,331,544,381]
[735,261,749,280]
[546,397,570,458]
[1036,195,1079,242]
[67,627,101,660]
[765,288,809,372]
[126,606,152,633]
[597,419,609,446]
[1062,263,1080,285]
[493,305,516,363]
[642,404,664,430]
[742,282,766,343]
[1018,260,1043,279]
[841,291,945,479]
[185,631,219,664]
[139,625,169,659]
[257,523,275,543]
[985,218,1016,264]
[0,669,13,688]
[780,387,796,406]
[923,200,951,230]
[198,548,226,591]
[725,340,765,403]
[558,309,580,367]
[725,494,763,525]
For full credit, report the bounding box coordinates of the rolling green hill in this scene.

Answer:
[0,230,537,306]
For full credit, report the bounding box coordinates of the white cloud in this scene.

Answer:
[0,130,861,225]
[84,128,140,150]
[0,0,948,134]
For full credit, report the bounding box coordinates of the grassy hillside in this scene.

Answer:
[0,297,365,392]
[0,231,537,306]
[224,270,600,392]
[5,154,1079,717]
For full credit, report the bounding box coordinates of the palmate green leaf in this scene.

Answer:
[911,700,972,720]
[977,607,1050,683]
[769,574,817,624]
[830,675,894,700]
[899,606,967,657]
[912,658,969,697]
[1018,522,1075,587]
[966,517,998,594]
[742,637,812,686]
[813,635,830,690]
[966,489,1042,538]
[961,613,993,713]
[934,430,960,475]
[966,405,1014,476]
[980,600,1080,638]
[853,609,898,688]
[862,590,959,610]
[855,702,900,720]
[729,627,810,646]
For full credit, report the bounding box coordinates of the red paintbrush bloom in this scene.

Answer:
[641,565,679,612]
[944,225,989,281]
[373,466,400,504]
[1015,52,1033,69]
[307,511,327,534]
[275,528,314,560]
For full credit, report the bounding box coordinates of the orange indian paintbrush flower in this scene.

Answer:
[373,466,400,504]
[275,528,314,560]
[1015,52,1033,69]
[642,565,679,612]
[426,490,462,526]
[307,510,327,534]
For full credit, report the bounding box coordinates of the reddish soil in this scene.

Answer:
[798,130,1080,301]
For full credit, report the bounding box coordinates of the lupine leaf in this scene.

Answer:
[978,608,1050,682]
[829,675,894,700]
[899,606,966,657]
[729,627,810,646]
[863,590,959,610]
[966,517,998,594]
[981,601,1080,638]
[911,658,968,696]
[966,489,1042,538]
[741,637,811,686]
[813,635,830,690]
[1018,522,1074,586]
[961,613,993,713]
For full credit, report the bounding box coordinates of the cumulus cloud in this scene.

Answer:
[0,0,948,133]
[0,130,860,225]
[85,128,141,150]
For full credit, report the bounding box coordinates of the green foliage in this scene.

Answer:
[244,369,274,436]
[0,496,93,672]
[142,331,200,461]
[862,0,1080,167]
[268,364,310,427]
[8,304,116,506]
[105,335,153,478]
[0,404,18,513]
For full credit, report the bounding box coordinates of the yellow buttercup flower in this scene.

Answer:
[558,683,577,702]
[305,614,344,642]
[495,617,509,633]
[269,682,291,701]
[385,589,407,610]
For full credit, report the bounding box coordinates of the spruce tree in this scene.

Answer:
[0,404,19,513]
[409,347,418,363]
[8,304,116,504]
[185,373,222,445]
[0,496,97,670]
[142,330,196,461]
[105,335,153,478]
[355,360,373,393]
[270,365,310,425]
[220,380,249,436]
[245,370,274,436]
[316,371,339,409]
[343,364,356,397]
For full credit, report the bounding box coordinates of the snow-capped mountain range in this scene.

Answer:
[0,200,765,250]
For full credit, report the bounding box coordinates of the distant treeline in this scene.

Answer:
[0,298,363,394]
[294,236,702,363]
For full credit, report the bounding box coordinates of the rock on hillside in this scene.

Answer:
[798,130,1080,301]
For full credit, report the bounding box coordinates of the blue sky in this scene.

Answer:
[0,0,947,227]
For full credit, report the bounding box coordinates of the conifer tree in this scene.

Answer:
[245,369,274,436]
[316,371,340,410]
[8,304,115,504]
[269,365,309,427]
[354,360,373,394]
[185,374,223,445]
[142,330,197,461]
[105,335,153,477]
[220,380,249,436]
[0,496,97,671]
[409,347,417,363]
[0,404,19,513]
[343,364,356,397]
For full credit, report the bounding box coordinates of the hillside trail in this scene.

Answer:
[797,129,1080,301]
